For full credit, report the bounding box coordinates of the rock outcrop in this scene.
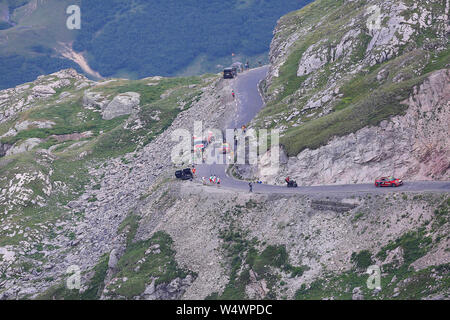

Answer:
[257,69,450,185]
[0,143,11,157]
[6,138,43,157]
[0,69,91,124]
[102,92,141,120]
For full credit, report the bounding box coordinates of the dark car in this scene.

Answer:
[375,176,403,187]
[223,68,234,79]
[175,168,193,181]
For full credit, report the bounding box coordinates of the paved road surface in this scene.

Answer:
[195,67,450,195]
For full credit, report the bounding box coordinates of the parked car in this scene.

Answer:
[223,68,234,79]
[375,176,403,187]
[175,168,193,181]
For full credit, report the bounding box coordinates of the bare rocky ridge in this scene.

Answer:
[0,69,92,125]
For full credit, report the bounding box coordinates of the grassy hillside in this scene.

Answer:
[0,69,213,248]
[256,0,449,156]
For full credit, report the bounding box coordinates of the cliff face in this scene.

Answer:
[252,0,449,185]
[258,69,450,185]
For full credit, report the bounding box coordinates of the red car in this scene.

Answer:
[375,176,403,187]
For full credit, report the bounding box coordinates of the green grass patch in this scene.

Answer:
[376,228,432,265]
[295,262,449,300]
[213,219,306,299]
[105,231,193,299]
[118,213,141,246]
[351,250,373,270]
[36,253,109,300]
[280,70,426,156]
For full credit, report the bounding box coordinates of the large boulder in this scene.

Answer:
[6,138,43,156]
[102,92,140,120]
[108,249,119,270]
[83,90,109,110]
[15,120,55,132]
[32,85,56,98]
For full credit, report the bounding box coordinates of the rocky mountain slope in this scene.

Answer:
[0,68,236,299]
[250,0,449,185]
[0,68,448,301]
[0,0,449,301]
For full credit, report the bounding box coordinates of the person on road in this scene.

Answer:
[217,177,221,187]
[202,177,206,185]
[249,182,253,193]
[232,90,235,99]
[192,166,196,177]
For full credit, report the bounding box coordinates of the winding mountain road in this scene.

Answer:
[196,67,450,195]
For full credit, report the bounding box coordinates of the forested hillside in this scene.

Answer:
[74,0,311,77]
[0,0,312,89]
[0,0,81,89]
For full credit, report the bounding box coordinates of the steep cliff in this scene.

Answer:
[252,0,449,185]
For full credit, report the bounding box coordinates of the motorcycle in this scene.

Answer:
[287,180,298,188]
